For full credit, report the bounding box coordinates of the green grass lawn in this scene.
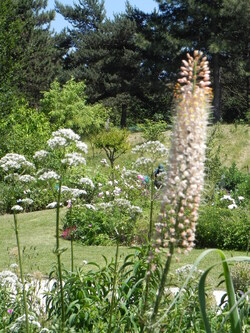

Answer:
[0,209,248,289]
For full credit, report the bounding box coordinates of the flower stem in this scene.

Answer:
[148,172,155,242]
[148,242,174,332]
[13,213,29,333]
[108,241,119,333]
[55,178,65,329]
[70,236,74,272]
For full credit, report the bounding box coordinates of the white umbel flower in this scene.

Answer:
[52,128,80,141]
[0,153,35,172]
[61,153,86,166]
[11,205,23,212]
[38,170,60,181]
[33,150,49,160]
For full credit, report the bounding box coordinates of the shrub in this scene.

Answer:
[196,206,250,251]
[63,203,141,245]
[138,119,167,142]
[230,262,250,293]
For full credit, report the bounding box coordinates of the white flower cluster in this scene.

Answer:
[11,205,23,212]
[220,194,243,209]
[100,158,109,166]
[112,198,143,214]
[52,128,80,141]
[33,150,49,161]
[76,141,88,154]
[61,186,87,198]
[17,198,33,205]
[47,136,67,149]
[47,129,88,156]
[0,270,19,288]
[175,264,203,277]
[79,177,95,189]
[18,175,36,183]
[0,153,35,172]
[46,202,62,209]
[134,157,153,168]
[9,314,41,333]
[84,204,96,210]
[38,171,60,181]
[61,153,86,167]
[95,199,142,215]
[132,141,168,157]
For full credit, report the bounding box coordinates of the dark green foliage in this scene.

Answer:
[155,0,250,122]
[196,207,250,251]
[219,162,250,197]
[14,0,59,106]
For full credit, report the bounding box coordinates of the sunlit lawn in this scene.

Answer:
[0,209,248,290]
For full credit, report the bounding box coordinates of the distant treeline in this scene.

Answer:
[1,0,249,126]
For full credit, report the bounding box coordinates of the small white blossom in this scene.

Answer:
[11,205,23,212]
[220,195,234,202]
[9,314,41,332]
[38,171,60,181]
[70,189,87,197]
[10,263,18,270]
[18,198,33,205]
[0,153,35,172]
[79,177,95,188]
[134,157,153,167]
[33,150,49,160]
[61,153,86,166]
[238,196,244,201]
[52,128,80,141]
[228,203,237,210]
[100,158,109,166]
[46,202,61,209]
[18,175,36,183]
[76,141,88,154]
[47,136,67,149]
[0,270,18,287]
[113,186,122,196]
[84,204,96,210]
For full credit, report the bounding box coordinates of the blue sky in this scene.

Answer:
[48,0,157,32]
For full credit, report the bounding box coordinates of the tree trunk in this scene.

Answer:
[120,104,127,128]
[212,53,221,122]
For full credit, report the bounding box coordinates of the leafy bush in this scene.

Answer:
[219,162,249,194]
[46,247,161,332]
[138,119,167,142]
[0,100,51,159]
[196,206,250,250]
[63,203,141,245]
[230,262,250,293]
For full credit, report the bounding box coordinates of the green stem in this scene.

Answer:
[13,213,29,333]
[69,206,74,272]
[70,236,74,272]
[108,241,119,333]
[148,242,174,332]
[56,178,65,329]
[148,172,155,242]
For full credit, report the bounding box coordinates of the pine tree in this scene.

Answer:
[156,0,250,122]
[15,0,59,106]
